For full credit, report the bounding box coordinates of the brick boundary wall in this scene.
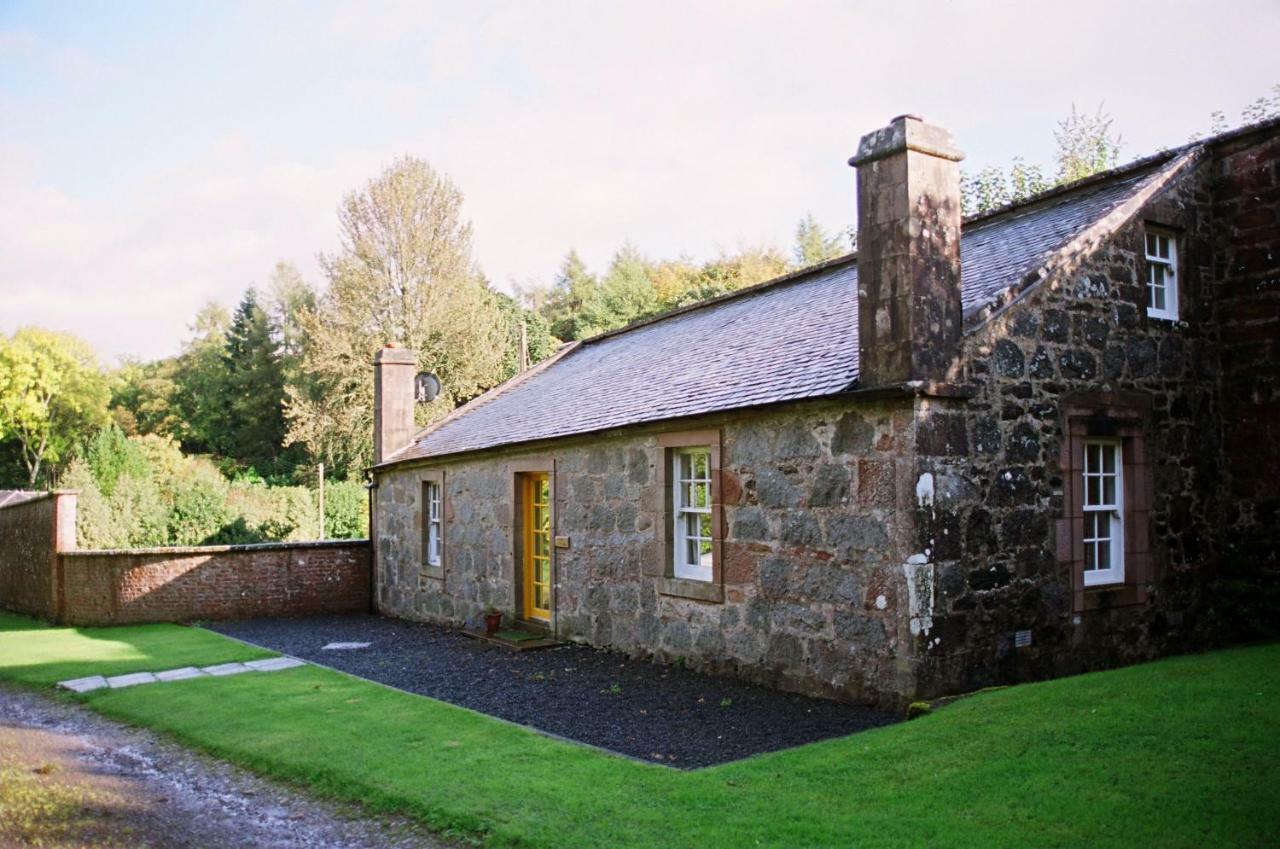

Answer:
[0,491,75,618]
[1,491,370,626]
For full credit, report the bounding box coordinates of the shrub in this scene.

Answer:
[323,480,368,539]
[84,423,149,498]
[61,457,121,549]
[906,702,933,721]
[167,466,230,545]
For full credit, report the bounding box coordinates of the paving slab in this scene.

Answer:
[58,675,109,693]
[155,666,208,682]
[321,642,371,650]
[201,662,251,677]
[246,657,306,672]
[107,672,158,689]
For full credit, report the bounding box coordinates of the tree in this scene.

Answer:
[171,301,231,454]
[961,157,1050,216]
[1054,103,1122,184]
[286,156,507,476]
[266,261,317,383]
[537,250,598,341]
[574,244,661,337]
[1192,82,1280,141]
[110,357,181,438]
[0,328,110,487]
[493,290,559,380]
[793,214,846,267]
[221,287,291,476]
[961,104,1117,216]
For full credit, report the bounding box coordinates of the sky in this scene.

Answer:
[2,0,1277,363]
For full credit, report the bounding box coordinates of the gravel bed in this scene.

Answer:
[207,613,898,768]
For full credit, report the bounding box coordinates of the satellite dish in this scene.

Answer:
[414,372,441,403]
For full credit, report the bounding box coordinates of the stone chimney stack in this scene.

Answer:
[373,344,417,464]
[849,114,964,387]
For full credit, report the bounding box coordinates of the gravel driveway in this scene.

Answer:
[208,613,898,768]
[0,682,452,849]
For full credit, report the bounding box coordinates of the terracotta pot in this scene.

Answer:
[484,612,502,635]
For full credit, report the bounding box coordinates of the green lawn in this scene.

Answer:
[1,611,1277,848]
[0,610,272,686]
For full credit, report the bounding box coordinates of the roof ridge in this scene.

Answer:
[577,253,857,347]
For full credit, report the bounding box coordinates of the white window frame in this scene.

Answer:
[671,447,713,582]
[424,480,442,568]
[1144,229,1179,321]
[1081,439,1124,587]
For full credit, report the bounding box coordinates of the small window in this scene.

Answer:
[1081,440,1124,586]
[672,447,713,582]
[423,481,442,568]
[1144,230,1179,320]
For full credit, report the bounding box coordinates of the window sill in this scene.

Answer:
[420,565,444,582]
[658,577,723,603]
[1145,309,1180,322]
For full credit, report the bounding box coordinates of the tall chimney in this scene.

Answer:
[849,114,964,387]
[373,344,417,464]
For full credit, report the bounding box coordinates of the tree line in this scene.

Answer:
[2,94,1271,546]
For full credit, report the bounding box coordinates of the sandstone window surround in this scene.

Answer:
[1057,392,1154,614]
[418,470,445,584]
[649,429,723,603]
[1144,226,1180,321]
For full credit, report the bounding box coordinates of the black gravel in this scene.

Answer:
[206,613,899,769]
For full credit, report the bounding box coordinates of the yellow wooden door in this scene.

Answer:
[523,473,552,621]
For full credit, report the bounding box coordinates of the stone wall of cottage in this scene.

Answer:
[1212,127,1280,637]
[909,156,1227,697]
[374,397,923,706]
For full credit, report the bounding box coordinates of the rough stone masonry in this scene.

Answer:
[370,116,1280,707]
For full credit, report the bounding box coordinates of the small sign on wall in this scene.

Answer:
[554,535,570,549]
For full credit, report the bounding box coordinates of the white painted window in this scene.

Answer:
[1145,230,1179,320]
[672,447,713,582]
[1082,440,1124,586]
[424,481,442,567]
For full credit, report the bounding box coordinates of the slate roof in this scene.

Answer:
[384,154,1177,466]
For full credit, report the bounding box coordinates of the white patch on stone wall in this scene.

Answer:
[875,594,887,610]
[915,472,935,508]
[902,554,935,637]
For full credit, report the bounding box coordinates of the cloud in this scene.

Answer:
[2,0,1277,361]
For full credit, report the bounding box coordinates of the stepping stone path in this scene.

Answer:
[56,657,306,694]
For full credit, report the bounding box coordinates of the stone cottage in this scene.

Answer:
[368,114,1279,706]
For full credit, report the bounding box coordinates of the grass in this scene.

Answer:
[1,611,1277,848]
[0,610,272,686]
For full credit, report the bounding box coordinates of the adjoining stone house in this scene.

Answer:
[368,114,1279,707]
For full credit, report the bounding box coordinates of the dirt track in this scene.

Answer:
[0,683,451,849]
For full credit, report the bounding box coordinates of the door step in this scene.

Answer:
[462,628,564,651]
